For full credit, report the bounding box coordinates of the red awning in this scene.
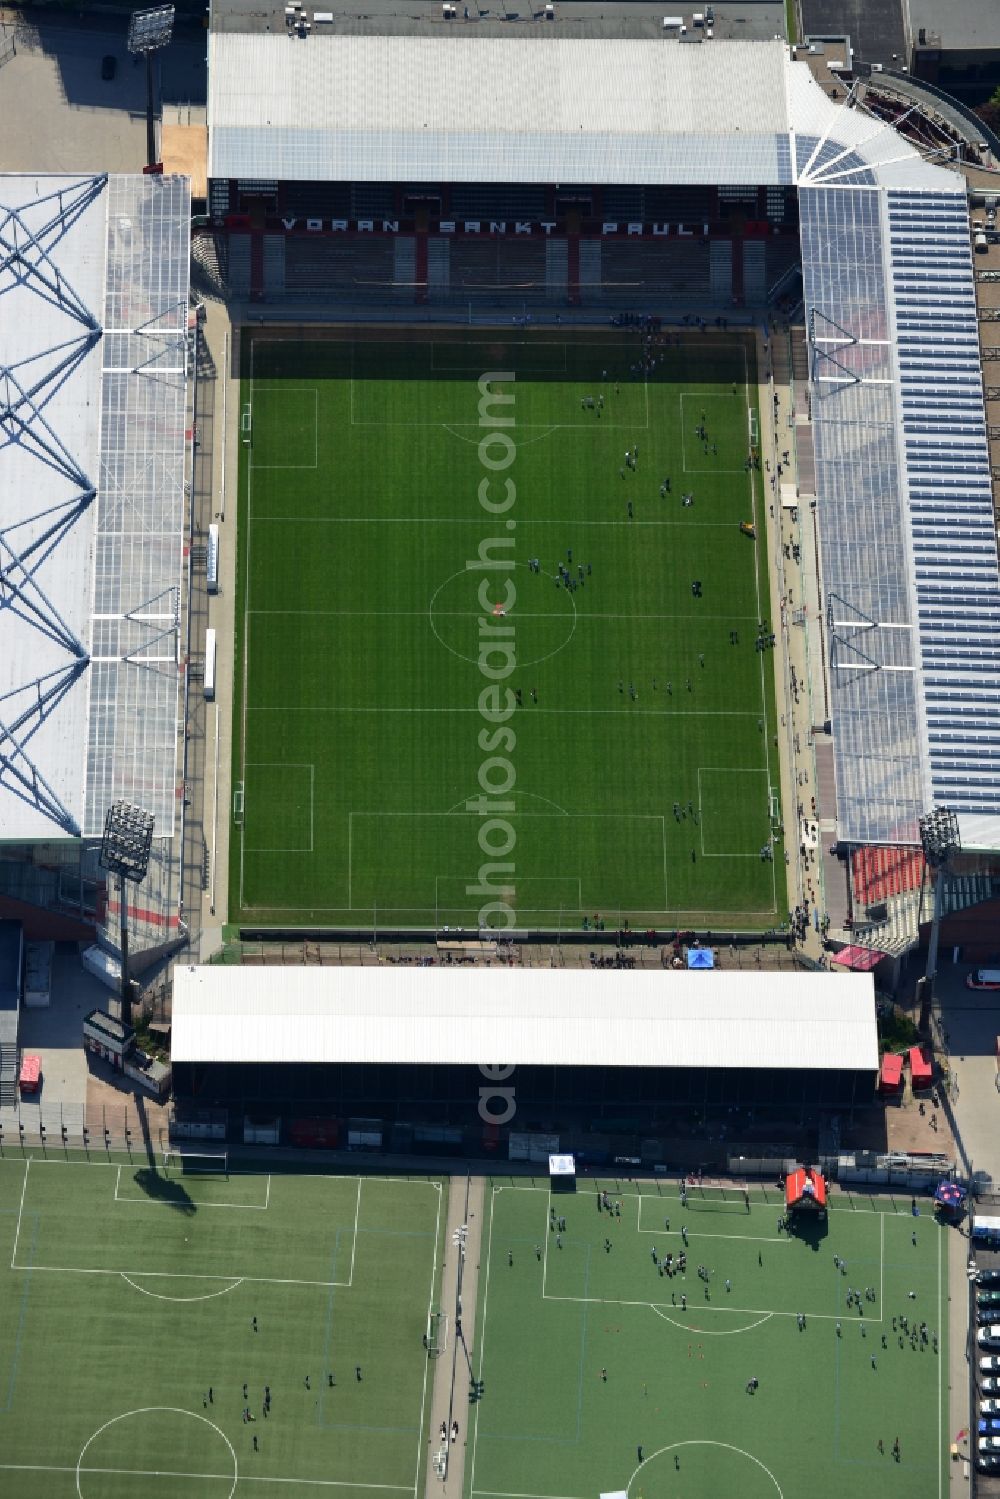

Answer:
[909,1045,933,1087]
[880,1052,903,1090]
[831,945,885,972]
[786,1167,828,1210]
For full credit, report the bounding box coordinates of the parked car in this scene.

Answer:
[967,969,1000,990]
[979,1271,1000,1287]
[984,1378,1000,1394]
[981,1399,1000,1416]
[979,1454,1000,1474]
[981,1436,1000,1453]
[979,1326,1000,1348]
[980,1419,1000,1435]
[980,1291,1000,1308]
[981,1355,1000,1372]
[101,54,117,80]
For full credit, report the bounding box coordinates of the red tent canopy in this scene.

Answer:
[18,1054,41,1093]
[909,1046,933,1089]
[880,1052,903,1092]
[831,944,885,972]
[786,1167,827,1211]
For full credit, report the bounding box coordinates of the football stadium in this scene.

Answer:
[202,26,1000,936]
[3,14,997,1499]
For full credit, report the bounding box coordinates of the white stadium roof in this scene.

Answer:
[1,174,190,841]
[204,35,1000,848]
[208,36,793,185]
[171,965,879,1072]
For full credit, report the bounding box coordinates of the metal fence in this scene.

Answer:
[0,1098,168,1156]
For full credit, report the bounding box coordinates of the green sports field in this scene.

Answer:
[0,1156,444,1498]
[469,1179,949,1499]
[232,330,781,929]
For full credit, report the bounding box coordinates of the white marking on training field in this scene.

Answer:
[114,1166,270,1210]
[11,1157,29,1269]
[75,1407,238,1499]
[626,1441,783,1497]
[119,1273,244,1302]
[1,1465,413,1493]
[650,1304,775,1336]
[348,1178,362,1286]
[414,1181,444,1497]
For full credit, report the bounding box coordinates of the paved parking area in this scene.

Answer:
[934,965,1000,1186]
[0,8,205,173]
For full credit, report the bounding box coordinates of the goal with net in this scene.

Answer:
[680,1180,751,1211]
[162,1149,229,1178]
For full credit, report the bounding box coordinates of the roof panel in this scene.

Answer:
[171,966,880,1072]
[208,35,792,183]
[0,173,190,842]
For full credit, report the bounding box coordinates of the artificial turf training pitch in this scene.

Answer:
[0,1157,444,1499]
[471,1179,949,1499]
[0,1162,949,1499]
[233,330,781,929]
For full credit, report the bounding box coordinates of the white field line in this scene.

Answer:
[470,1187,498,1499]
[251,388,318,468]
[10,1157,29,1268]
[348,1178,362,1287]
[413,1181,444,1498]
[249,516,745,528]
[0,1465,412,1491]
[742,339,778,917]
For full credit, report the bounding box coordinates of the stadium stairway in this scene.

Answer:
[0,1043,16,1109]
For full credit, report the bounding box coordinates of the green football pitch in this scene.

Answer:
[469,1180,949,1499]
[0,1156,444,1498]
[232,330,782,929]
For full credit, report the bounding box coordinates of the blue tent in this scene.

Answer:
[687,947,715,969]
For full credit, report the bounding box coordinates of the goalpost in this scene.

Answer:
[162,1149,229,1178]
[680,1180,752,1212]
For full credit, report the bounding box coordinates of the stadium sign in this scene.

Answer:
[270,217,712,238]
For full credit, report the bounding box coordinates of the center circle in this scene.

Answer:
[428,560,577,669]
[627,1440,783,1499]
[77,1407,238,1499]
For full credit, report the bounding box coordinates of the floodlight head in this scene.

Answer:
[128,4,175,54]
[99,801,156,883]
[918,805,961,869]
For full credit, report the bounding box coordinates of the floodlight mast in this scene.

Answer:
[917,806,960,1035]
[99,802,155,1031]
[127,5,175,170]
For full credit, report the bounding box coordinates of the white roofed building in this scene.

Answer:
[0,173,191,940]
[170,964,879,1149]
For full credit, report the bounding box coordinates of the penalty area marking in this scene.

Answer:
[114,1164,272,1211]
[697,766,770,859]
[244,763,314,855]
[250,387,318,470]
